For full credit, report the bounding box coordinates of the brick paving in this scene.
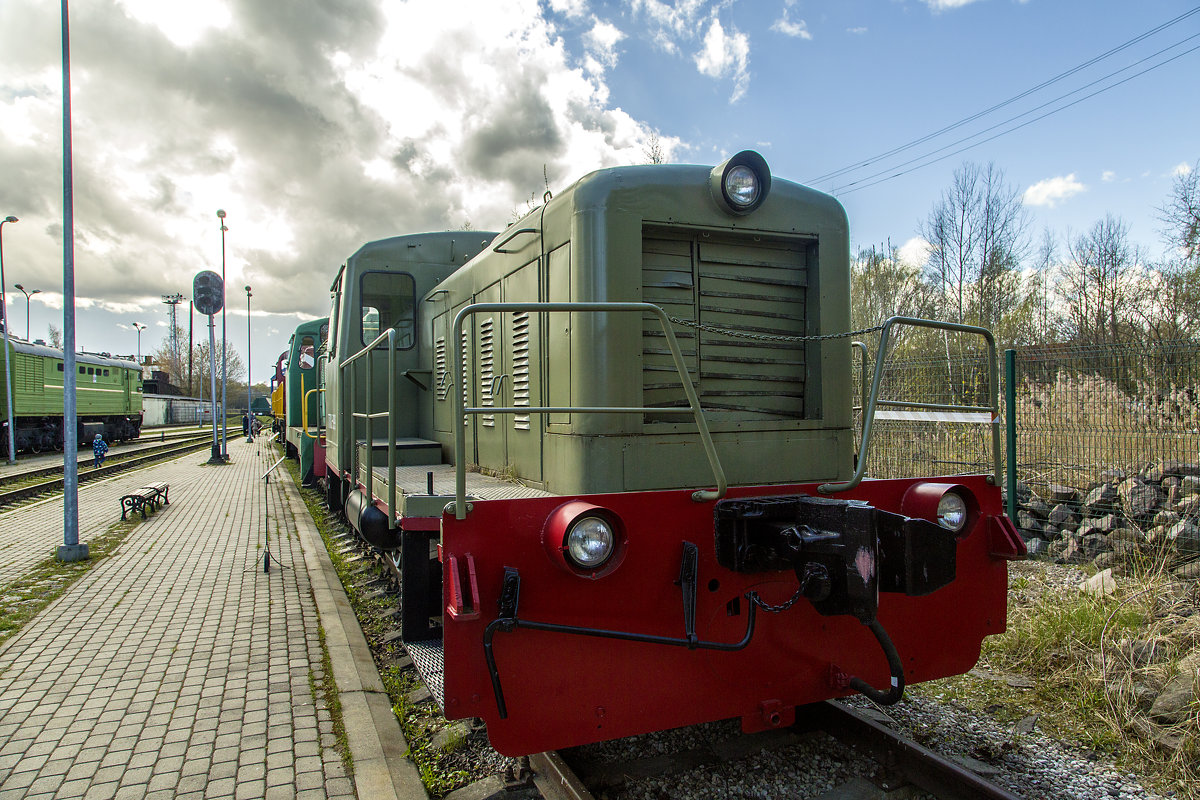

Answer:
[0,437,358,800]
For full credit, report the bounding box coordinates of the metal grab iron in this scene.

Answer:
[483,544,757,719]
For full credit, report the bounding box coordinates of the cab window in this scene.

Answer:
[299,336,316,370]
[361,272,416,349]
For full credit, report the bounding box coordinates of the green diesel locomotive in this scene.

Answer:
[320,152,1023,756]
[0,340,143,455]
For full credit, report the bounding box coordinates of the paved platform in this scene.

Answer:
[0,437,419,799]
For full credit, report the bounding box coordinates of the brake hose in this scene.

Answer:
[848,618,905,705]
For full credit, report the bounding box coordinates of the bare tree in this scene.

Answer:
[920,162,1030,330]
[1058,215,1143,345]
[47,324,62,349]
[1158,160,1200,264]
[643,132,666,165]
[851,243,938,355]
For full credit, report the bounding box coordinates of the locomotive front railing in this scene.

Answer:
[821,316,1001,494]
[340,327,399,528]
[451,302,728,520]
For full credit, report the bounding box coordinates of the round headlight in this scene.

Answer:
[724,165,759,207]
[565,516,615,568]
[937,493,968,532]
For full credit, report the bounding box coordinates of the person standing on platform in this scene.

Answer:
[92,433,108,468]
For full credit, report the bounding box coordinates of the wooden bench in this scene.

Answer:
[120,482,170,520]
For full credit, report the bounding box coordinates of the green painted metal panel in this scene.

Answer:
[425,159,854,496]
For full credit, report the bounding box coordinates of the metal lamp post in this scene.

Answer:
[1,215,19,464]
[14,284,40,341]
[245,285,253,443]
[217,209,228,459]
[132,322,146,365]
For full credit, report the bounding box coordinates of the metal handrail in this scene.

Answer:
[820,316,1000,494]
[302,387,324,440]
[491,227,538,254]
[452,302,728,520]
[340,327,399,528]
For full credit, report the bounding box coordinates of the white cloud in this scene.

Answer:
[628,1,750,100]
[847,26,868,35]
[898,237,929,268]
[1172,161,1193,177]
[771,0,812,39]
[922,0,984,10]
[1101,170,1116,182]
[583,19,625,74]
[0,0,665,325]
[114,0,232,47]
[1022,174,1086,208]
[694,18,751,102]
[546,0,588,17]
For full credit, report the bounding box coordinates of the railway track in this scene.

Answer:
[312,490,1027,800]
[0,433,216,507]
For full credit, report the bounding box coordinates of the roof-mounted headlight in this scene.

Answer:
[710,150,771,216]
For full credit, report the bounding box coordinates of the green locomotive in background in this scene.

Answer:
[0,339,143,455]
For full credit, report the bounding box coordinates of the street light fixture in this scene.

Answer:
[0,215,19,463]
[217,209,228,459]
[245,285,253,443]
[132,322,146,366]
[14,283,40,341]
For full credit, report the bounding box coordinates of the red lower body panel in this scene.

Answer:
[440,476,1012,756]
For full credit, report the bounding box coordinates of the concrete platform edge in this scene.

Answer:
[279,470,429,800]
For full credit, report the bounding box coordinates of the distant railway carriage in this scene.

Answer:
[0,339,143,455]
[269,350,287,435]
[280,317,329,480]
[320,152,1026,757]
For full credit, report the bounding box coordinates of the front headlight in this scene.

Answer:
[565,516,615,568]
[724,165,760,208]
[937,493,968,532]
[709,150,771,216]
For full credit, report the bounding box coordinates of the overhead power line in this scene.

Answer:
[806,4,1200,188]
[836,41,1200,196]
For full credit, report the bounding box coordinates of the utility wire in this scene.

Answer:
[806,5,1200,186]
[832,32,1200,194]
[836,41,1200,196]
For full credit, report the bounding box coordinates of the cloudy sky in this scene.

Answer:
[1,0,1196,383]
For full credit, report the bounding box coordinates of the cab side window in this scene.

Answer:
[361,272,417,349]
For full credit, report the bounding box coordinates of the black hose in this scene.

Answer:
[848,618,905,705]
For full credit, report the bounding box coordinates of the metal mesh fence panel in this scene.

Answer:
[852,337,1200,497]
[851,330,996,480]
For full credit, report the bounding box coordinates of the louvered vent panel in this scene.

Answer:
[479,318,495,427]
[641,237,697,414]
[642,230,809,421]
[511,312,531,431]
[435,337,449,401]
[461,329,470,427]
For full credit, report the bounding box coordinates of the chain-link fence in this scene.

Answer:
[852,337,1200,497]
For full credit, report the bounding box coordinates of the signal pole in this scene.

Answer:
[217,210,228,460]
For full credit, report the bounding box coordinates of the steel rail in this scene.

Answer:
[0,432,214,488]
[0,438,212,508]
[807,701,1024,800]
[529,751,596,800]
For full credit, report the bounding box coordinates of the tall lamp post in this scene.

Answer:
[14,284,40,341]
[217,209,228,459]
[132,322,146,366]
[0,215,19,464]
[245,285,253,443]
